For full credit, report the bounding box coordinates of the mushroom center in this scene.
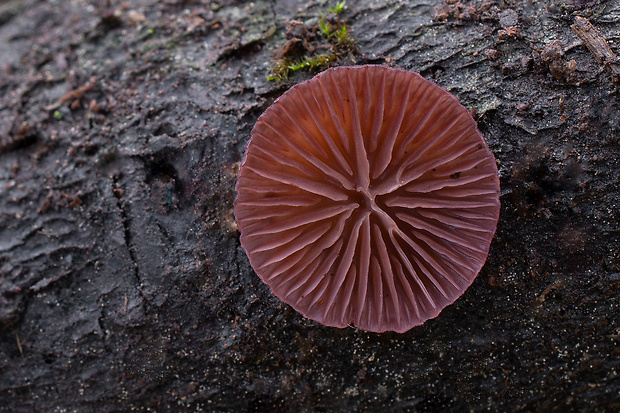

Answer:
[352,184,380,214]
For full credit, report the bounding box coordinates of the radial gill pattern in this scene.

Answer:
[234,65,500,333]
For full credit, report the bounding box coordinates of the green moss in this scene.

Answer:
[267,1,356,82]
[268,54,335,81]
[333,25,347,43]
[288,54,334,72]
[319,19,331,36]
[329,1,346,14]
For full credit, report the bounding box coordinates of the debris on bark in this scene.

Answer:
[571,15,620,82]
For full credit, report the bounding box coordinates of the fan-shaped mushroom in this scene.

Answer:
[235,65,500,333]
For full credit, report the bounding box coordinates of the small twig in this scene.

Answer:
[43,76,98,111]
[571,16,620,81]
[15,333,23,356]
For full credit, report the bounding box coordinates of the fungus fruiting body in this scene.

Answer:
[235,65,500,333]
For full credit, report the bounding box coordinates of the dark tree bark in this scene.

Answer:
[1,0,619,411]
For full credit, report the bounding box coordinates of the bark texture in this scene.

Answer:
[1,0,619,411]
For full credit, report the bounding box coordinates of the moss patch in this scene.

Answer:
[268,2,357,81]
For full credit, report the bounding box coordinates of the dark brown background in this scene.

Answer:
[1,0,618,411]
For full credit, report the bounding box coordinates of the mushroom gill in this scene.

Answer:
[234,65,500,333]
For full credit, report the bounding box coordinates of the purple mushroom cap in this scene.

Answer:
[234,65,500,333]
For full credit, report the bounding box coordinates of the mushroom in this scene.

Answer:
[234,65,500,333]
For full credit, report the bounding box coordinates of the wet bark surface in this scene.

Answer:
[0,0,619,411]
